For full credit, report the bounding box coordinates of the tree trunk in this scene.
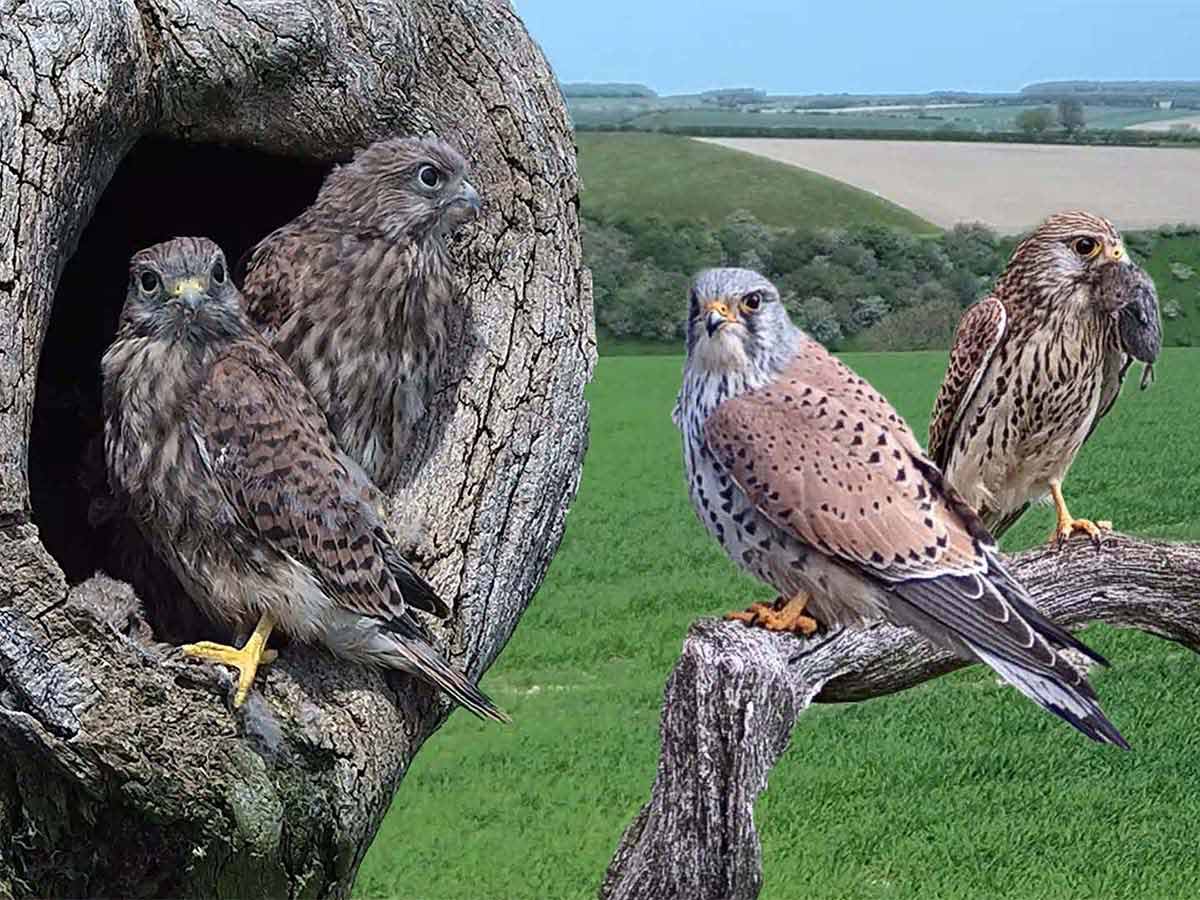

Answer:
[0,2,593,897]
[601,535,1200,900]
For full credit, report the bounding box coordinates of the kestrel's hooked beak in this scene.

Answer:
[458,180,482,214]
[703,299,738,337]
[447,179,482,219]
[1106,241,1129,266]
[443,179,482,229]
[169,276,206,313]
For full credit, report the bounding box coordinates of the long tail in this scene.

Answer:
[982,569,1127,749]
[967,641,1128,749]
[889,568,1128,749]
[376,618,510,723]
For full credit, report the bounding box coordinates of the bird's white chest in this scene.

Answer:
[678,373,791,587]
[947,313,1105,514]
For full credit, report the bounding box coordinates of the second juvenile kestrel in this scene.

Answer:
[929,211,1160,543]
[240,137,482,487]
[674,267,1126,748]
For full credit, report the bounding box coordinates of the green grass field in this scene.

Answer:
[356,348,1200,900]
[1137,233,1200,347]
[577,133,938,232]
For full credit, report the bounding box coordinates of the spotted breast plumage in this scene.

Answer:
[929,211,1161,543]
[674,267,1127,748]
[240,137,482,487]
[103,237,505,720]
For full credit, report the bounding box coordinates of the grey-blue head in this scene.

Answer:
[684,268,798,376]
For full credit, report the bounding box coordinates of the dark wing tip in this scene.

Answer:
[1037,681,1130,750]
[986,560,1112,668]
[969,642,1129,750]
[382,544,451,618]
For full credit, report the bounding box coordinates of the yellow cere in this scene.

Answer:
[171,277,205,295]
[704,299,736,321]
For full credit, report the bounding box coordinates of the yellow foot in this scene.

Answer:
[1051,517,1111,548]
[726,594,820,636]
[182,614,276,708]
[1048,480,1110,549]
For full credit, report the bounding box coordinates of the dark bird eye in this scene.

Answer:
[1072,236,1101,258]
[139,271,160,293]
[741,290,763,311]
[418,164,442,189]
[211,260,226,284]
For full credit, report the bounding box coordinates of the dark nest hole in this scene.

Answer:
[29,137,331,640]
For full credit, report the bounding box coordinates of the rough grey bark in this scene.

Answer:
[601,535,1200,900]
[0,2,593,898]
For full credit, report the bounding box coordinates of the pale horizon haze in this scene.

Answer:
[513,1,1200,96]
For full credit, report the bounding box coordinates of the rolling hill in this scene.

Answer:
[577,132,939,232]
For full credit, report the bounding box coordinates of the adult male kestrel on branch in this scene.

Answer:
[240,137,482,486]
[929,211,1161,542]
[674,267,1126,748]
[103,237,506,721]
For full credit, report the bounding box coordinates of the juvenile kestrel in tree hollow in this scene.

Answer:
[929,211,1160,543]
[240,137,481,486]
[103,237,506,720]
[674,267,1126,747]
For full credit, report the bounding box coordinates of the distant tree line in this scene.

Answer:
[700,88,767,107]
[575,122,1200,147]
[561,82,657,98]
[586,211,1019,350]
[1014,100,1085,135]
[1022,80,1200,109]
[586,212,1180,351]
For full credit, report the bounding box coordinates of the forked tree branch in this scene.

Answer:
[600,534,1200,900]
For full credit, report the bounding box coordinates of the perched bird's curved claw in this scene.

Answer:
[726,593,820,637]
[1052,516,1111,550]
[1048,480,1109,549]
[182,614,276,709]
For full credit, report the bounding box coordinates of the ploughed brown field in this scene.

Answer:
[698,137,1200,234]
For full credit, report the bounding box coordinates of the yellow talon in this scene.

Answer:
[726,593,820,636]
[1048,481,1110,548]
[183,614,276,708]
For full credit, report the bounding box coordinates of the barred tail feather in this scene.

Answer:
[967,642,1129,750]
[887,565,1126,749]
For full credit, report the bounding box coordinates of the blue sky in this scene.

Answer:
[513,1,1199,95]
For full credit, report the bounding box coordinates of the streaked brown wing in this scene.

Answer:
[238,226,302,335]
[240,225,355,340]
[197,339,446,620]
[928,297,1006,470]
[703,344,988,583]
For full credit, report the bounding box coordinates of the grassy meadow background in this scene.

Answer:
[356,134,1200,899]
